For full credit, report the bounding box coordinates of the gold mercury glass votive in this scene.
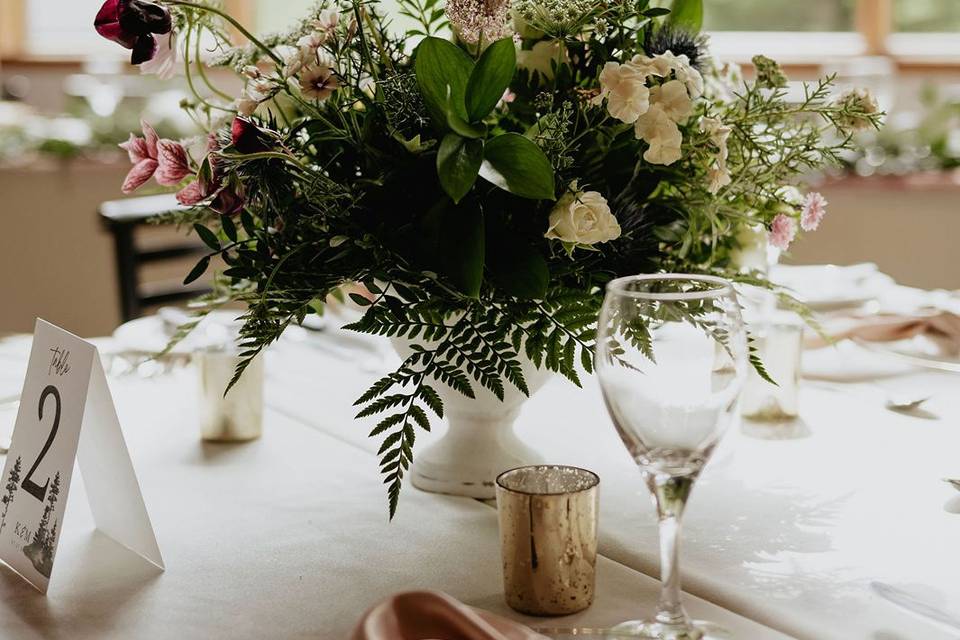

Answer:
[496,465,599,616]
[197,349,264,441]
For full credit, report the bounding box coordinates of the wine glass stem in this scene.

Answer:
[649,474,695,626]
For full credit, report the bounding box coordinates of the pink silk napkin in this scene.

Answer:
[351,590,546,640]
[806,311,960,354]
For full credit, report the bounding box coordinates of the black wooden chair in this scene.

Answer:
[99,194,211,322]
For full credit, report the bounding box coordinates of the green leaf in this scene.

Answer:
[349,292,373,306]
[414,36,474,129]
[479,133,555,200]
[667,0,702,30]
[193,223,220,250]
[642,7,671,17]
[183,256,210,285]
[465,38,516,122]
[439,202,484,297]
[437,134,483,203]
[221,215,237,242]
[447,110,486,139]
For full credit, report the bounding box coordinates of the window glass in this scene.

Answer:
[894,0,960,32]
[24,0,120,57]
[702,0,855,31]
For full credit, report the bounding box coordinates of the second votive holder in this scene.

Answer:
[197,348,264,442]
[741,312,804,423]
[495,465,599,616]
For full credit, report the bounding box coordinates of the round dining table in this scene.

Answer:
[0,275,957,640]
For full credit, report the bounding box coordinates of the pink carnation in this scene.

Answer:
[800,191,828,231]
[768,213,797,251]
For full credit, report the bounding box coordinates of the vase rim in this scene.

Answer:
[605,273,735,301]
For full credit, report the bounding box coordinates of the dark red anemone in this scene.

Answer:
[230,117,272,155]
[94,0,172,65]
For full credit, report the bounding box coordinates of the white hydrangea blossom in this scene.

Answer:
[593,50,704,165]
[596,61,650,123]
[634,106,682,165]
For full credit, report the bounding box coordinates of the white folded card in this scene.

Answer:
[0,319,163,592]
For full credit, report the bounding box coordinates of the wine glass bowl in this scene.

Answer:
[596,274,748,639]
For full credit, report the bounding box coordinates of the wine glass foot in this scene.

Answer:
[608,619,731,640]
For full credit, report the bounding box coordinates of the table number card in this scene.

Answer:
[0,319,163,592]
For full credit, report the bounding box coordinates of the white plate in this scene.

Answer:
[111,310,244,355]
[771,263,895,311]
[853,335,960,373]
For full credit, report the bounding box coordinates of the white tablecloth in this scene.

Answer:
[1,281,958,639]
[0,335,788,639]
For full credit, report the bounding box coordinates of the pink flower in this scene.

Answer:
[768,213,797,251]
[175,180,206,206]
[155,139,191,185]
[175,133,245,216]
[118,120,190,192]
[800,191,828,231]
[118,120,159,193]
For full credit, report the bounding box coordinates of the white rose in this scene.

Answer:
[649,80,693,123]
[518,40,567,80]
[634,105,682,165]
[597,62,650,124]
[545,188,621,246]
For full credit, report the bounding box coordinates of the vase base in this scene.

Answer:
[409,431,546,500]
[410,468,500,500]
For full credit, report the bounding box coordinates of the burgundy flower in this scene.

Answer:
[231,117,271,154]
[94,0,172,65]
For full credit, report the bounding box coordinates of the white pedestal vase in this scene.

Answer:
[391,336,554,499]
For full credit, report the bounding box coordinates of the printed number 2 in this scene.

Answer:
[22,385,60,502]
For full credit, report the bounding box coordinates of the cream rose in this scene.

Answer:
[545,188,621,246]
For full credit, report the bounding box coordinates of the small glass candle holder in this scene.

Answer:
[741,313,803,422]
[495,465,599,616]
[197,348,264,441]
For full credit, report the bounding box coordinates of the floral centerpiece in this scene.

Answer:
[95,0,881,516]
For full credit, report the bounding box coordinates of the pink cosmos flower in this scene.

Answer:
[768,213,797,251]
[800,191,828,231]
[118,120,190,193]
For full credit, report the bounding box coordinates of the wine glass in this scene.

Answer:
[596,274,748,640]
